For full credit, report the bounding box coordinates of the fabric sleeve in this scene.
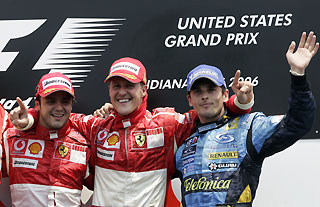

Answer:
[27,108,104,141]
[1,144,5,181]
[83,155,95,191]
[82,142,95,191]
[68,113,102,140]
[226,94,252,116]
[0,105,11,183]
[1,131,10,181]
[249,74,315,164]
[174,109,198,148]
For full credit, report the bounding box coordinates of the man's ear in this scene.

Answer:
[187,94,193,107]
[35,100,40,110]
[142,84,147,97]
[222,89,229,102]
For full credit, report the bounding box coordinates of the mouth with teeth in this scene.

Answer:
[52,114,64,120]
[118,98,130,103]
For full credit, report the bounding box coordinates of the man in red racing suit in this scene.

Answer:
[2,72,93,207]
[68,58,253,207]
[0,104,10,183]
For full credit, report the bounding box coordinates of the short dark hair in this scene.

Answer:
[221,86,226,93]
[35,96,41,104]
[140,82,145,87]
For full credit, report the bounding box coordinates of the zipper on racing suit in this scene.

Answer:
[125,128,128,160]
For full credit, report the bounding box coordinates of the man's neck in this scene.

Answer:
[197,109,230,133]
[199,108,226,124]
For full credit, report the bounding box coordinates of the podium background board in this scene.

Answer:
[0,0,319,206]
[0,0,319,138]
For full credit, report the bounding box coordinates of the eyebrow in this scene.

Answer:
[192,83,216,90]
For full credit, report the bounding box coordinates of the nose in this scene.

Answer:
[201,92,209,100]
[54,101,64,111]
[118,87,127,96]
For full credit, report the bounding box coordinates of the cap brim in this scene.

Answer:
[104,74,141,84]
[39,88,75,98]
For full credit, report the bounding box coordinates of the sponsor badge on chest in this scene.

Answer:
[54,141,87,165]
[12,138,45,158]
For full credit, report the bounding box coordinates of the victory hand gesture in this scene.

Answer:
[10,97,30,129]
[231,70,254,104]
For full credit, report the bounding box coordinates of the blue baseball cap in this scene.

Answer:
[187,64,226,92]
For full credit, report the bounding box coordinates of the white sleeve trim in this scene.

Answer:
[289,69,304,76]
[15,114,34,131]
[234,95,254,110]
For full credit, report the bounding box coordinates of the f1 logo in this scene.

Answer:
[0,18,125,87]
[0,19,46,71]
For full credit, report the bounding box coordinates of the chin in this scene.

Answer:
[49,126,62,130]
[118,111,130,116]
[51,121,67,130]
[118,108,134,116]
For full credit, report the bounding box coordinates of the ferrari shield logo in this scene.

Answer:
[58,144,69,158]
[135,133,146,147]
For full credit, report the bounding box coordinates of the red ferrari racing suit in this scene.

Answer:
[2,121,92,207]
[0,104,10,183]
[69,94,249,207]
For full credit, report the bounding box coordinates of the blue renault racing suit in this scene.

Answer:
[175,75,315,207]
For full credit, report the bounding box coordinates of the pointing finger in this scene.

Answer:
[232,70,241,88]
[16,97,27,114]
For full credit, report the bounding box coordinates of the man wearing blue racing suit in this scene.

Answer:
[175,31,318,207]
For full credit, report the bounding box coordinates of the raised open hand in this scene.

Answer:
[286,31,319,75]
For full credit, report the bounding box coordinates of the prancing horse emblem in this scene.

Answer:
[58,144,69,158]
[135,133,146,147]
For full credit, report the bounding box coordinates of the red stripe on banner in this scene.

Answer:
[166,181,180,207]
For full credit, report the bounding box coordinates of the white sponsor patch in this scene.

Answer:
[70,145,87,165]
[103,131,121,149]
[110,62,140,75]
[12,139,45,158]
[25,140,45,158]
[122,119,131,128]
[42,77,72,90]
[97,147,115,161]
[146,127,164,149]
[14,139,26,151]
[12,158,38,169]
[49,130,58,139]
[97,129,108,141]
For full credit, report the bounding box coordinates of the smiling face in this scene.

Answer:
[187,78,229,124]
[108,77,147,116]
[35,91,73,129]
